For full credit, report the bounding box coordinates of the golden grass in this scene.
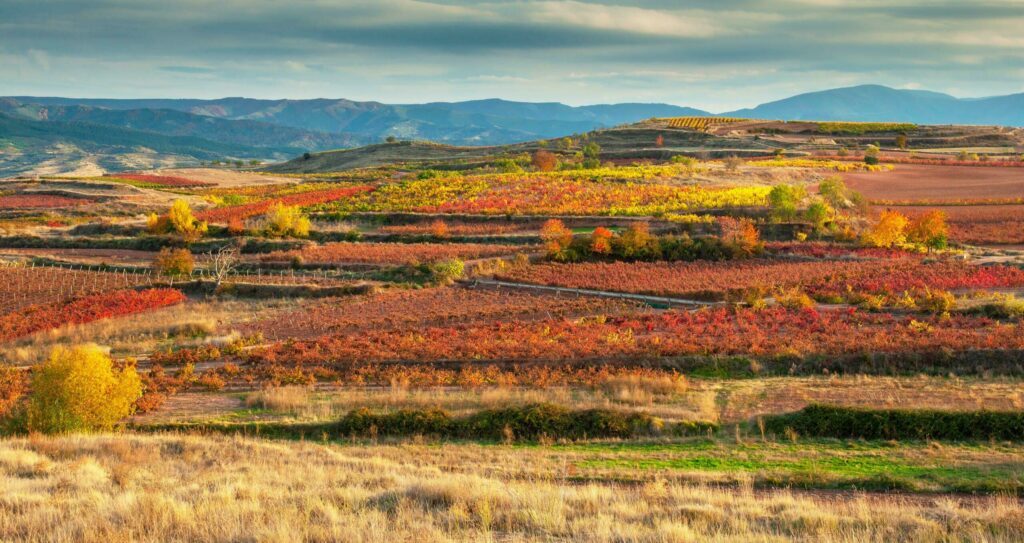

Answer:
[0,433,1021,542]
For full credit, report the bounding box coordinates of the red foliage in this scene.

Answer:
[0,288,186,342]
[261,241,525,265]
[498,259,1024,300]
[244,287,636,340]
[0,195,91,208]
[198,185,374,223]
[247,306,1024,367]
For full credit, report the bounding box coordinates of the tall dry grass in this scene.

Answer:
[0,433,1021,542]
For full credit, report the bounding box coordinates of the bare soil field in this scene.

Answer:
[844,164,1024,202]
[136,168,297,187]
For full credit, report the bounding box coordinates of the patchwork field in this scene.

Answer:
[3,128,1024,542]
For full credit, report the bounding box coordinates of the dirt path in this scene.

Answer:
[464,278,718,307]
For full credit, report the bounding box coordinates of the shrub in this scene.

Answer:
[25,344,143,434]
[532,150,557,172]
[915,288,955,315]
[153,247,195,276]
[432,259,465,283]
[0,365,27,420]
[775,288,814,310]
[264,203,311,238]
[765,404,1024,441]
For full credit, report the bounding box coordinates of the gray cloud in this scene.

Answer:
[0,0,1021,110]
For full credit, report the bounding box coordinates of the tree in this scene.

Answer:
[532,150,557,172]
[817,176,848,211]
[208,243,240,288]
[26,344,143,433]
[385,136,397,143]
[616,222,657,259]
[766,184,806,222]
[153,247,194,277]
[895,134,908,150]
[804,201,832,233]
[167,199,208,243]
[863,210,909,248]
[540,219,573,258]
[264,203,311,238]
[719,217,761,255]
[906,210,948,250]
[581,142,601,168]
[590,226,614,255]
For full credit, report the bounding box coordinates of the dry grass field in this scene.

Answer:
[2,433,1022,543]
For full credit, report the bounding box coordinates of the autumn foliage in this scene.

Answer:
[532,150,558,172]
[0,288,186,342]
[24,344,143,433]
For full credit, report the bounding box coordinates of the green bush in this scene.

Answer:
[765,404,1024,441]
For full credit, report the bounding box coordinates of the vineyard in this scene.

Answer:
[246,287,639,339]
[897,205,1024,245]
[0,263,159,313]
[247,306,1024,368]
[0,288,185,342]
[325,172,771,216]
[665,117,747,131]
[0,194,91,209]
[198,185,374,223]
[814,122,918,134]
[497,259,1024,300]
[103,173,215,188]
[260,241,527,265]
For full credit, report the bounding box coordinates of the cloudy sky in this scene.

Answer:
[1,0,1022,111]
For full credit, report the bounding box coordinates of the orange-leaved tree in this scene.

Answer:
[532,150,558,172]
[540,219,573,258]
[590,226,614,255]
[906,210,948,250]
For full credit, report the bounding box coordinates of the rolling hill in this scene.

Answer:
[725,85,1024,125]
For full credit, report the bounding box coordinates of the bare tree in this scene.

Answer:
[207,243,240,290]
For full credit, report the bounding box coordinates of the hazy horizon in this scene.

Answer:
[2,0,1023,111]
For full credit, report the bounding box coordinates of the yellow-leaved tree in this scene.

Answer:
[264,203,311,238]
[27,344,143,434]
[863,210,909,248]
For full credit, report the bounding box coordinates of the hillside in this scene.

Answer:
[0,113,278,177]
[726,85,1024,125]
[0,98,365,152]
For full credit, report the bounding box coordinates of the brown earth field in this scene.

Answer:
[843,163,1024,203]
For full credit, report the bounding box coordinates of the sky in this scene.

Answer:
[1,0,1023,112]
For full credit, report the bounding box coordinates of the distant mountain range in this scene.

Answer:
[2,85,1022,176]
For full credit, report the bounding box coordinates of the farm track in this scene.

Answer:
[464,278,720,307]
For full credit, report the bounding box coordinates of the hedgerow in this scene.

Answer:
[765,404,1024,441]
